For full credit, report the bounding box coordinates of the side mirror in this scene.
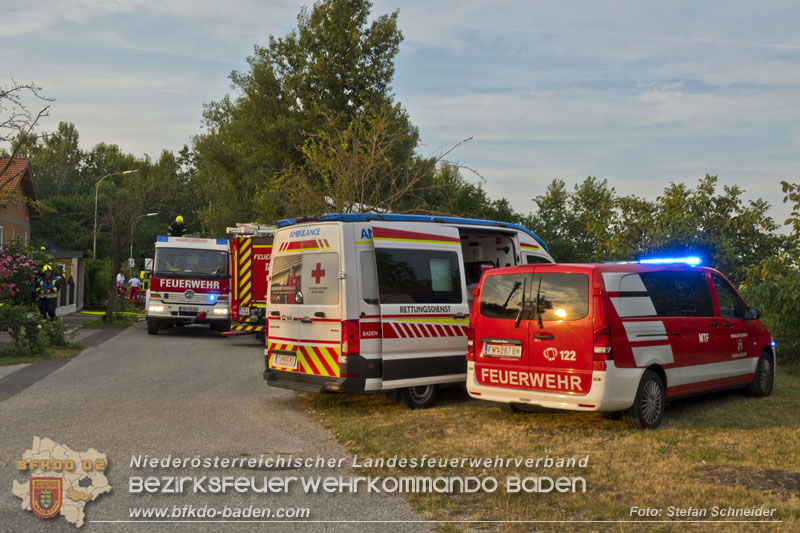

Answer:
[745,306,761,320]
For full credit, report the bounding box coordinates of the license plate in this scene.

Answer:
[239,306,249,316]
[179,306,198,313]
[484,343,522,358]
[274,354,297,370]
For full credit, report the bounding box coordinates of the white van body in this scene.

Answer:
[263,214,553,408]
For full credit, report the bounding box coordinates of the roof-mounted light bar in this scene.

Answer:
[638,256,701,266]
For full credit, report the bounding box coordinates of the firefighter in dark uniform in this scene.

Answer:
[169,215,185,237]
[36,265,60,320]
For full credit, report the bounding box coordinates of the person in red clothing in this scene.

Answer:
[128,275,141,303]
[286,265,299,304]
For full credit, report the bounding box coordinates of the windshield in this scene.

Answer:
[154,248,228,278]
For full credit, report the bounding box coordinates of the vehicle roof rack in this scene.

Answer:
[225,223,276,237]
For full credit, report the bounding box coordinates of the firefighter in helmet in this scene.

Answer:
[168,215,185,237]
[36,265,60,320]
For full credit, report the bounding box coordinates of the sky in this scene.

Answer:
[3,0,799,229]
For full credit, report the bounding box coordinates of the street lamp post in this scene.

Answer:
[93,169,139,259]
[130,212,159,277]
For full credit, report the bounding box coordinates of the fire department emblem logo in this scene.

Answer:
[184,289,195,300]
[30,477,62,519]
[543,347,558,362]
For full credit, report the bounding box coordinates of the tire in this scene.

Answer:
[147,318,159,335]
[399,385,439,409]
[500,403,523,413]
[622,370,665,430]
[746,352,774,397]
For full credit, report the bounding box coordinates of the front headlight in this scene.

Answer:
[212,308,228,315]
[148,305,165,313]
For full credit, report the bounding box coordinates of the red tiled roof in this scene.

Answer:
[0,157,41,218]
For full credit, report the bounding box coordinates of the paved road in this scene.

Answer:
[0,323,427,532]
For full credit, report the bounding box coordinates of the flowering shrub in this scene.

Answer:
[0,303,47,355]
[0,245,38,305]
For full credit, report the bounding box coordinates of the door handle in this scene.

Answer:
[453,313,467,320]
[271,311,280,317]
[533,333,554,340]
[300,317,313,323]
[709,321,718,327]
[314,311,325,318]
[724,322,733,328]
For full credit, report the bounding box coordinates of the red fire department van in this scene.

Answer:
[466,259,774,429]
[226,223,275,339]
[263,213,554,408]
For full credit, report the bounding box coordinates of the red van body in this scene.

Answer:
[466,262,775,428]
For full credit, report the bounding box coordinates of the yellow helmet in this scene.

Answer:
[40,246,46,251]
[42,265,52,272]
[176,215,184,223]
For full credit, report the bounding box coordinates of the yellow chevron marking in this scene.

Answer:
[240,281,252,301]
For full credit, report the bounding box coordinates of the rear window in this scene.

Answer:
[375,249,462,304]
[269,252,339,305]
[479,274,526,319]
[534,273,589,321]
[480,273,589,321]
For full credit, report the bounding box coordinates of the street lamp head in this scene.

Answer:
[146,212,159,217]
[122,170,139,175]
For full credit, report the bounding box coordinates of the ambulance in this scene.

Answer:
[262,213,554,408]
[145,235,231,334]
[225,223,275,339]
[466,259,775,429]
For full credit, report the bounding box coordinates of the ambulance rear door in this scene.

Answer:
[267,223,342,379]
[371,222,470,387]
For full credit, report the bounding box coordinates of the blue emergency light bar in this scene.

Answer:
[156,235,168,242]
[209,294,217,303]
[216,238,228,245]
[638,256,702,266]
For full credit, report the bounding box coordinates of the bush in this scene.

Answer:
[740,253,800,364]
[0,303,47,355]
[85,258,112,309]
[40,319,76,348]
[0,245,38,305]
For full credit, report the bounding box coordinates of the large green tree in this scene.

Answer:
[192,0,412,234]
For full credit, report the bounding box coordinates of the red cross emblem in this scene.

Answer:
[311,263,326,284]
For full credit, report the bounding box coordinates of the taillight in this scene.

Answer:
[341,319,360,356]
[593,324,612,371]
[466,326,476,362]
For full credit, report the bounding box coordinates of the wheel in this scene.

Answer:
[622,370,665,430]
[746,352,774,397]
[500,403,523,413]
[147,318,159,335]
[399,385,439,409]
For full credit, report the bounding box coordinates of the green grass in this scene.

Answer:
[305,369,800,532]
[81,313,139,329]
[0,345,82,366]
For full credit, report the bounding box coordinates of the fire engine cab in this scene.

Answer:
[226,223,275,339]
[145,235,231,334]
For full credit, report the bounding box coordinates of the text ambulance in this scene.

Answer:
[226,223,275,339]
[466,260,774,428]
[262,213,553,408]
[145,235,231,334]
